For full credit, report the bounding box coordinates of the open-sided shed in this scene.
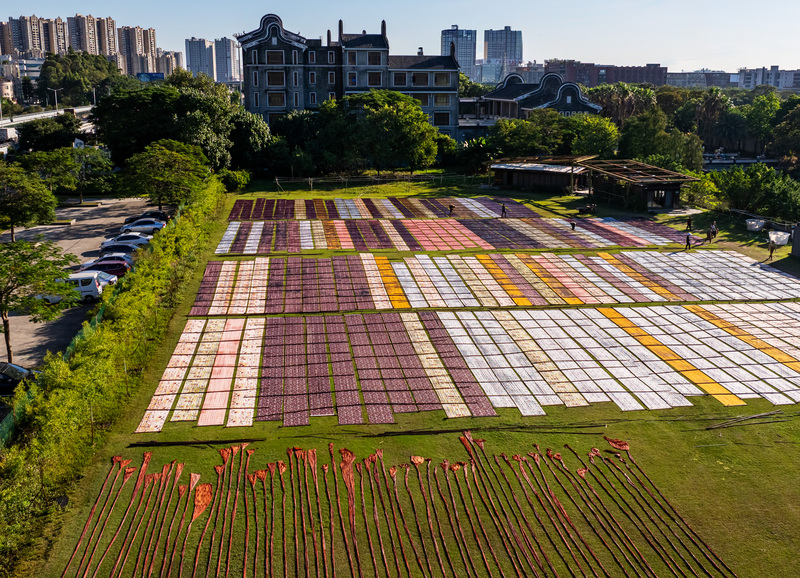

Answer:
[581,159,699,210]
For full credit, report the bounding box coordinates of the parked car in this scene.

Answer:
[123,210,170,225]
[40,271,115,304]
[80,260,131,278]
[100,232,152,249]
[99,243,140,257]
[0,363,39,396]
[82,253,136,268]
[120,219,166,235]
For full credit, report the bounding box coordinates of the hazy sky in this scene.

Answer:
[14,0,800,72]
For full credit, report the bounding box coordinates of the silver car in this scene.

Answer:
[100,232,152,249]
[120,219,166,235]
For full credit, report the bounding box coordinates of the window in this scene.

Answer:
[392,72,406,87]
[347,52,356,65]
[266,50,284,65]
[413,94,429,106]
[434,72,450,87]
[328,51,335,64]
[252,92,259,108]
[293,71,298,86]
[309,71,316,85]
[309,51,316,64]
[368,51,381,65]
[328,71,335,84]
[368,72,381,87]
[434,94,450,107]
[251,51,258,65]
[566,95,572,104]
[267,92,285,107]
[348,72,357,86]
[328,92,336,100]
[294,93,299,107]
[292,51,298,65]
[267,71,285,86]
[412,72,429,86]
[433,112,450,126]
[309,92,317,104]
[252,70,259,87]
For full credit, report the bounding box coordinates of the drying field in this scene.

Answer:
[39,187,800,578]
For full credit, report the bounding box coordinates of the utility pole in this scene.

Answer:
[46,87,63,114]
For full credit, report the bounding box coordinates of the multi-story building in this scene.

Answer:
[484,26,522,62]
[118,26,157,76]
[41,17,68,55]
[441,26,476,81]
[237,14,460,137]
[737,66,800,90]
[215,37,241,84]
[96,17,117,57]
[666,70,738,89]
[156,49,183,76]
[68,14,99,55]
[544,59,667,87]
[0,23,13,55]
[185,37,216,79]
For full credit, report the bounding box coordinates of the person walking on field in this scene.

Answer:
[448,204,454,216]
[711,221,718,238]
[706,228,713,243]
[768,240,778,261]
[685,232,692,250]
[501,203,507,218]
[686,215,693,231]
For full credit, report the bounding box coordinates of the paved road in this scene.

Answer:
[1,197,151,367]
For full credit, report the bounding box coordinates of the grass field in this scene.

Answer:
[25,181,800,578]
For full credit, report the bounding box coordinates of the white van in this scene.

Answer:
[42,271,116,304]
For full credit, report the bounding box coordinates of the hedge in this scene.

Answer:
[0,177,225,575]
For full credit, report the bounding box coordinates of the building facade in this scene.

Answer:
[118,26,157,76]
[545,59,667,87]
[737,66,800,90]
[666,70,739,89]
[441,26,476,80]
[215,37,241,84]
[237,14,460,137]
[156,49,183,76]
[185,37,216,79]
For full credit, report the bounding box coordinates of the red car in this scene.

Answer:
[80,260,132,278]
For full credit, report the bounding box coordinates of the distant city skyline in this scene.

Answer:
[7,0,800,72]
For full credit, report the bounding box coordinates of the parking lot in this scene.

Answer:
[1,197,151,367]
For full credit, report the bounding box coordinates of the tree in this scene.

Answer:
[567,114,619,158]
[16,115,82,152]
[744,93,779,153]
[0,162,58,241]
[35,50,122,106]
[0,239,79,363]
[488,110,568,157]
[228,108,272,171]
[69,147,114,203]
[586,82,656,125]
[124,140,208,209]
[695,88,732,143]
[342,90,439,173]
[459,73,493,98]
[21,77,35,102]
[19,149,79,193]
[771,104,800,158]
[618,108,702,171]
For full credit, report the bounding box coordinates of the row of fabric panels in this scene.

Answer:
[136,303,800,433]
[190,250,800,316]
[228,196,539,220]
[216,218,693,254]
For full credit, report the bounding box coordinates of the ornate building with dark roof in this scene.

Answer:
[237,14,460,137]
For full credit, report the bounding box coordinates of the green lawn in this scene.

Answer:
[24,184,800,578]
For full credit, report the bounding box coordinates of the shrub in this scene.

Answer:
[218,168,251,191]
[0,178,225,574]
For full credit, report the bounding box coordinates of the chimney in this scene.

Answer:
[362,30,366,35]
[418,47,423,56]
[381,20,386,38]
[338,19,343,41]
[327,29,331,46]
